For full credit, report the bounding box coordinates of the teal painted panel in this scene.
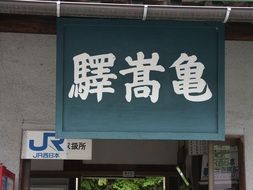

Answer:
[56,18,224,140]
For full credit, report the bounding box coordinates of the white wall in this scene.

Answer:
[0,33,56,190]
[0,32,253,189]
[225,41,253,190]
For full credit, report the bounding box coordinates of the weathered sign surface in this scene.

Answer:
[56,18,224,140]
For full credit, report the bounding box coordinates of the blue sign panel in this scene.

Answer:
[56,18,224,140]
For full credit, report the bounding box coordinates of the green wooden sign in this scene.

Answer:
[56,18,224,140]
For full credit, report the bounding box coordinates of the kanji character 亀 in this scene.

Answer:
[170,53,212,102]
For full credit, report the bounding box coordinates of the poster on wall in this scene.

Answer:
[213,145,239,180]
[56,18,224,140]
[200,145,239,182]
[21,131,92,160]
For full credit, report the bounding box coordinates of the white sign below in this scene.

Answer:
[21,131,92,160]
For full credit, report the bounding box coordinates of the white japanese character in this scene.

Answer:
[170,53,212,102]
[119,52,165,103]
[68,53,117,102]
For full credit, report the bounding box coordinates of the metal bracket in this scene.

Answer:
[142,5,148,21]
[57,1,61,17]
[223,7,231,23]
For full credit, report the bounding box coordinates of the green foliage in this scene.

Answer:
[98,178,108,187]
[113,179,140,190]
[81,180,92,190]
[81,177,163,190]
[142,177,163,188]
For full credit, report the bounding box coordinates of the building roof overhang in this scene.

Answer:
[1,0,253,23]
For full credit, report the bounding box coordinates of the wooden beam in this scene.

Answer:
[0,14,56,34]
[64,161,177,173]
[1,14,253,41]
[31,170,178,178]
[225,22,253,41]
[30,163,178,178]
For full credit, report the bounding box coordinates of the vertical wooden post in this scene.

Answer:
[21,159,31,190]
[68,177,76,190]
[164,176,168,190]
[238,137,246,190]
[208,142,214,190]
[78,176,82,190]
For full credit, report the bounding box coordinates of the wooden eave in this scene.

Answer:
[0,14,253,41]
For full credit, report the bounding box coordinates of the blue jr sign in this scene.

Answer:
[56,18,225,140]
[29,132,64,151]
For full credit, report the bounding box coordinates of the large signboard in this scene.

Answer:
[21,131,92,160]
[56,18,224,140]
